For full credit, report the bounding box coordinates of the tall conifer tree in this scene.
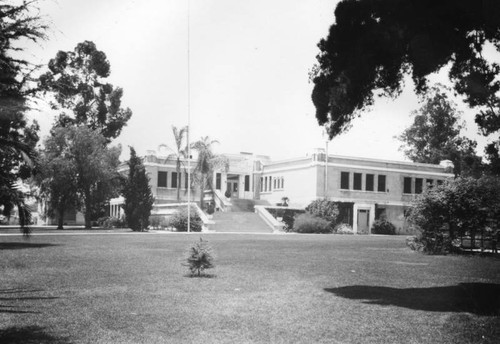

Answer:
[123,147,154,231]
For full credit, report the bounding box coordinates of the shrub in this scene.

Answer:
[224,189,231,198]
[334,223,354,235]
[98,216,126,229]
[167,205,203,232]
[305,199,339,229]
[149,216,161,229]
[185,238,215,277]
[408,176,500,254]
[292,213,331,234]
[264,208,305,232]
[206,202,215,215]
[406,233,453,254]
[372,219,396,235]
[282,209,298,232]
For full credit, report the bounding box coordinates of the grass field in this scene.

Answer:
[1,232,499,344]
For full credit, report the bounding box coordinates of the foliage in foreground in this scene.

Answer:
[185,238,215,277]
[311,0,500,173]
[167,205,203,232]
[408,176,500,254]
[0,0,47,235]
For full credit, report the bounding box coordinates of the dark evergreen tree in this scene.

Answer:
[123,147,154,231]
[0,1,47,234]
[39,41,132,142]
[311,0,500,171]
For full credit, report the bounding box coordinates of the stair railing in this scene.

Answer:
[213,189,231,212]
[254,205,285,233]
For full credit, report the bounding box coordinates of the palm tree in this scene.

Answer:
[159,126,188,201]
[191,136,229,207]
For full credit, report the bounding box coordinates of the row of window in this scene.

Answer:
[157,171,188,189]
[260,176,284,192]
[403,177,444,194]
[340,172,387,192]
[340,171,445,195]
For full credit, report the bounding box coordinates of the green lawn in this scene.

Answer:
[1,232,499,344]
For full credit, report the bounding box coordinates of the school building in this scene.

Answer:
[109,148,454,234]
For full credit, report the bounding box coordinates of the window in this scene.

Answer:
[158,171,167,187]
[264,177,268,191]
[171,172,177,188]
[403,177,412,194]
[184,172,188,189]
[437,180,444,186]
[415,178,423,194]
[269,177,273,191]
[340,172,349,190]
[244,175,250,192]
[281,177,284,189]
[273,178,277,189]
[378,175,386,192]
[216,173,221,190]
[366,174,374,191]
[260,177,263,192]
[353,173,362,190]
[375,207,386,220]
[426,179,434,188]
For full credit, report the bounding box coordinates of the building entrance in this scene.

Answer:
[357,209,370,234]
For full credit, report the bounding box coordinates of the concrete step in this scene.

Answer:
[211,211,271,233]
[229,199,256,212]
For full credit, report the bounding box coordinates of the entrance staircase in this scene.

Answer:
[209,198,273,233]
[211,211,272,233]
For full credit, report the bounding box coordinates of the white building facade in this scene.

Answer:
[110,148,453,234]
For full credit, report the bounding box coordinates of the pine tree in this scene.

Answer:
[123,147,154,231]
[185,238,215,277]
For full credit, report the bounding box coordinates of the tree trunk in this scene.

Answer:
[176,158,181,201]
[199,174,205,208]
[84,211,92,229]
[84,190,92,229]
[57,205,65,230]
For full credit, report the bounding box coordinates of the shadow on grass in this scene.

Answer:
[324,283,500,315]
[0,243,60,250]
[0,326,71,344]
[0,289,59,314]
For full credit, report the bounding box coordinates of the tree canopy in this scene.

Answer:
[36,129,79,229]
[39,41,132,141]
[47,126,122,228]
[311,0,500,160]
[397,85,483,176]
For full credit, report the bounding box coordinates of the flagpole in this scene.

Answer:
[187,0,191,232]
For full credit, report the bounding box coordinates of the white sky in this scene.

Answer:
[25,0,491,162]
